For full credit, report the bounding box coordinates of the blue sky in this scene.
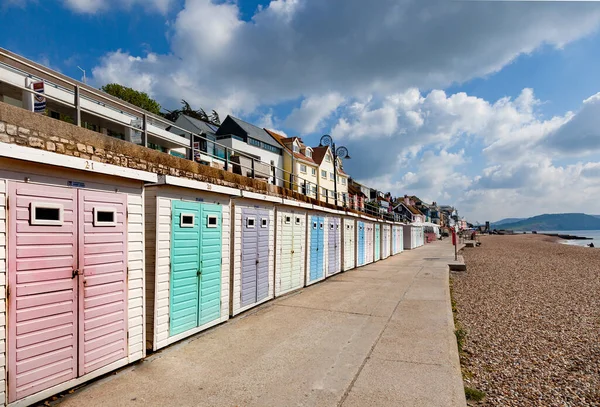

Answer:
[2,0,600,222]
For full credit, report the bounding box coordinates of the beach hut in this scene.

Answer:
[357,221,366,266]
[230,193,278,316]
[382,223,391,259]
[364,221,374,264]
[274,205,307,296]
[403,224,417,250]
[326,214,342,277]
[342,217,356,271]
[306,211,326,286]
[144,177,232,351]
[393,225,404,254]
[374,223,381,261]
[0,152,151,405]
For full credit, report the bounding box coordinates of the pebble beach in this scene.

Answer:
[452,234,600,406]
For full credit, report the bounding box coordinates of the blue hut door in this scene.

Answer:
[358,222,365,266]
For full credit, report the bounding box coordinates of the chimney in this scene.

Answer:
[404,195,409,205]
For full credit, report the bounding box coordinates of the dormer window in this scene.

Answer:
[293,145,300,153]
[306,148,313,158]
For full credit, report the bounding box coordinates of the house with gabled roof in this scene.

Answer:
[393,195,425,223]
[312,145,349,205]
[215,115,285,186]
[264,130,319,198]
[169,114,223,165]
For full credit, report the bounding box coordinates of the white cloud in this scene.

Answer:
[84,0,600,221]
[540,91,600,155]
[90,0,600,113]
[284,93,345,135]
[63,0,173,14]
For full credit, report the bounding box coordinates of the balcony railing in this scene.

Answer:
[0,48,401,220]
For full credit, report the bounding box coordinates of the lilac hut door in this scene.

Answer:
[241,208,258,307]
[256,210,270,302]
[8,183,78,403]
[78,190,127,375]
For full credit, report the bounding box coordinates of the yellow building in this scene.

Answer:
[312,146,349,205]
[265,130,319,198]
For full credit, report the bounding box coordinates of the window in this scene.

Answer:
[313,221,318,230]
[261,218,268,228]
[330,172,334,180]
[306,150,312,158]
[312,185,317,195]
[295,217,301,225]
[248,138,261,147]
[285,216,291,224]
[293,145,300,153]
[311,168,316,176]
[300,164,307,173]
[93,207,117,227]
[246,217,256,228]
[30,202,64,226]
[330,223,334,230]
[180,213,195,228]
[329,190,335,198]
[321,170,327,179]
[320,222,324,229]
[341,178,347,185]
[325,155,331,163]
[207,215,219,228]
[321,188,326,197]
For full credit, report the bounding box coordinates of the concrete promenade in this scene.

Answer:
[57,240,466,407]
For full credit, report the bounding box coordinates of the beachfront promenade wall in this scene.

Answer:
[0,101,413,406]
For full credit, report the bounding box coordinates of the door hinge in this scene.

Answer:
[6,196,9,211]
[127,267,129,277]
[6,285,9,298]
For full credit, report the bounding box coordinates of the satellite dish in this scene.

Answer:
[319,134,332,147]
[336,146,349,159]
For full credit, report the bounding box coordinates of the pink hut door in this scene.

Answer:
[8,184,128,403]
[78,190,127,375]
[8,183,78,403]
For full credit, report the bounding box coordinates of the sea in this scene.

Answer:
[536,230,600,247]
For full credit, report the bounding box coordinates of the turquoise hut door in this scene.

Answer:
[170,201,222,336]
[170,201,201,336]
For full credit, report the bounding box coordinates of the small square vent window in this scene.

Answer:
[295,217,301,225]
[330,224,334,230]
[320,223,324,229]
[180,213,195,228]
[207,215,218,228]
[30,202,64,226]
[285,216,291,224]
[313,221,317,229]
[247,217,256,228]
[93,207,117,227]
[261,218,268,228]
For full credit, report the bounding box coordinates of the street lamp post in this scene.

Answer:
[319,135,350,207]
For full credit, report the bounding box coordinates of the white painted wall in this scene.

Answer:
[144,186,230,351]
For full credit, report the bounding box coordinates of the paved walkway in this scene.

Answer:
[57,240,466,407]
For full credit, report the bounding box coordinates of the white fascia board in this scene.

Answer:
[0,142,157,182]
[346,211,359,218]
[160,175,242,196]
[282,198,313,209]
[240,190,282,203]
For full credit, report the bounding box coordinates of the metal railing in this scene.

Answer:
[0,48,405,220]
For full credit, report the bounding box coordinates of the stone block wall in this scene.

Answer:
[0,102,354,213]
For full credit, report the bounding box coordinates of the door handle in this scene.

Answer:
[197,269,202,277]
[256,259,260,264]
[72,269,79,279]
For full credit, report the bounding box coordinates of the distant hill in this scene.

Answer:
[491,218,525,227]
[496,213,600,231]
